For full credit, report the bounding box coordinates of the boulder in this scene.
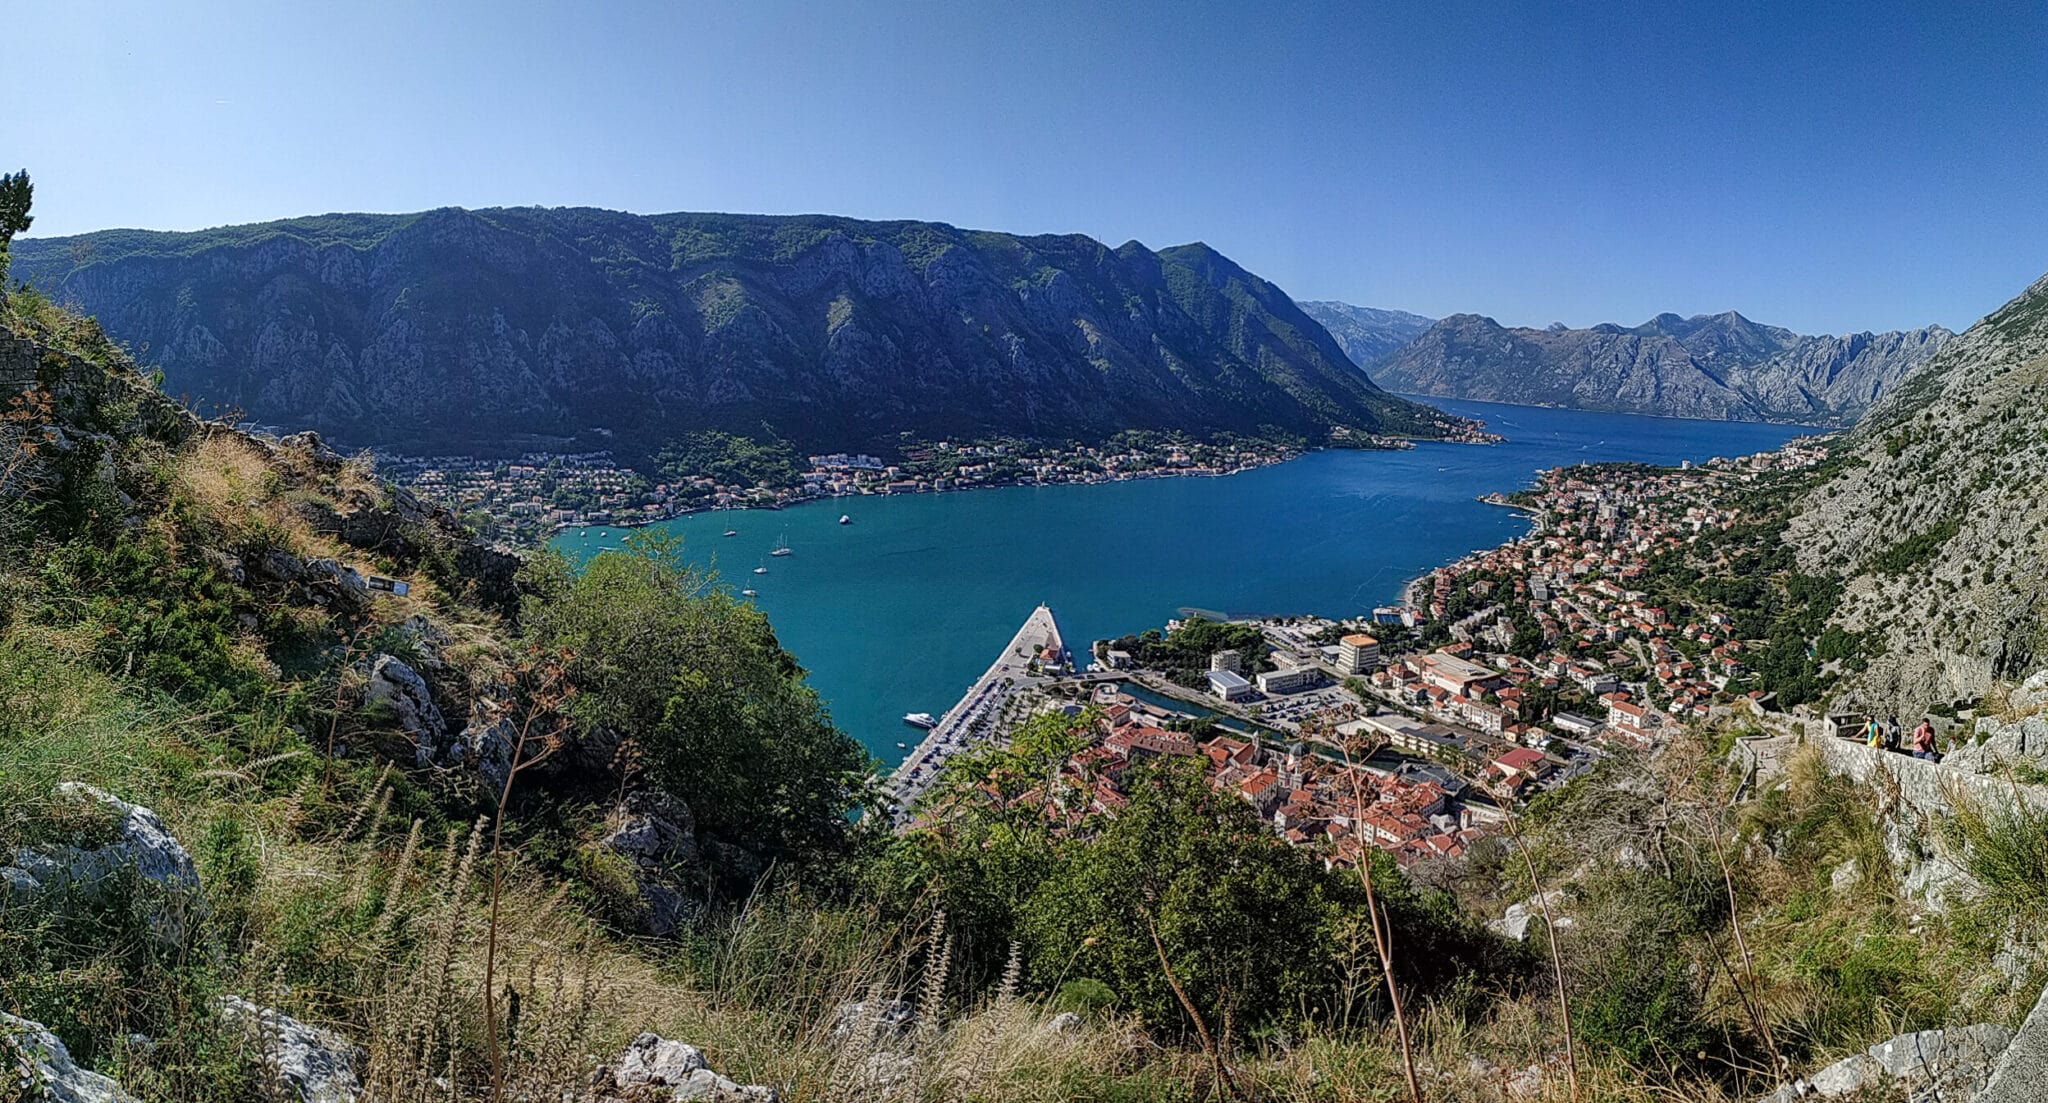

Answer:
[601,790,702,937]
[830,999,918,1048]
[1805,1052,1883,1097]
[598,1034,775,1102]
[358,654,449,767]
[1,784,203,947]
[612,1033,707,1087]
[216,996,362,1103]
[1981,982,2048,1103]
[0,1012,140,1103]
[1046,1012,1084,1035]
[462,714,517,790]
[1760,1021,2015,1102]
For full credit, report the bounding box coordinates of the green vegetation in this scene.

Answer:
[874,713,1528,1038]
[653,427,804,491]
[1103,616,1268,688]
[521,533,873,885]
[1868,519,1962,576]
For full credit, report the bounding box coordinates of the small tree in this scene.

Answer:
[0,169,30,281]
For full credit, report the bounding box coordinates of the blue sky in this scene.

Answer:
[10,0,2046,333]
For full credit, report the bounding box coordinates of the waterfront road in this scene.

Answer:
[887,604,1068,820]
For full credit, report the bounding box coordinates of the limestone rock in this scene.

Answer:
[830,999,918,1048]
[359,654,449,766]
[601,790,702,936]
[1046,1012,1083,1035]
[216,996,363,1103]
[1981,982,2048,1102]
[598,1034,775,1102]
[2,784,203,947]
[0,1012,140,1103]
[1805,1052,1883,1096]
[613,1033,708,1086]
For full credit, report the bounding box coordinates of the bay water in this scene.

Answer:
[554,399,1814,764]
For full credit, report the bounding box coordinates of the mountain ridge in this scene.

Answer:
[1324,302,1952,425]
[8,207,1481,462]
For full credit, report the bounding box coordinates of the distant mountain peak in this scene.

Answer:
[1296,301,1439,370]
[1370,308,1951,426]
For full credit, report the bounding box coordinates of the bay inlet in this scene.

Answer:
[553,398,1816,765]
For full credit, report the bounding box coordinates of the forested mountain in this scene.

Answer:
[9,208,1479,460]
[1368,309,1951,424]
[1296,300,1434,366]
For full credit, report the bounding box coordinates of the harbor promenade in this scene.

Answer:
[888,603,1068,819]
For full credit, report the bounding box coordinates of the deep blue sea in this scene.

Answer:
[554,399,1815,765]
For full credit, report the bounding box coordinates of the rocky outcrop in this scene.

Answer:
[1756,1021,2012,1101]
[594,1033,776,1102]
[1981,982,2048,1102]
[1812,734,2048,909]
[357,653,450,767]
[600,791,703,936]
[1,1013,140,1103]
[1784,270,2048,718]
[216,996,362,1103]
[1,784,203,947]
[1370,310,1950,425]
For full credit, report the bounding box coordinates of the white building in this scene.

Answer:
[1208,669,1254,702]
[1256,667,1320,695]
[1209,649,1243,674]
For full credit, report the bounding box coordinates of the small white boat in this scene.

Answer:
[741,588,758,597]
[904,712,938,729]
[723,529,738,537]
[839,514,852,525]
[896,741,908,749]
[753,565,768,575]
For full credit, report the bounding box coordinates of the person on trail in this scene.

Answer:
[1912,719,1939,762]
[1864,716,1885,749]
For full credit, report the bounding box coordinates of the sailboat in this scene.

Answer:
[753,562,768,575]
[741,588,758,597]
[839,514,852,525]
[723,528,738,537]
[770,529,793,557]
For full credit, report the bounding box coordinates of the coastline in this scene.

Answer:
[544,433,1502,538]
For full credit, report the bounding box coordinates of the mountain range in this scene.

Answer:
[8,208,1479,461]
[1349,308,1953,425]
[1294,301,1434,366]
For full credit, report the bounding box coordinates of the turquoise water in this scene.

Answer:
[554,399,1815,765]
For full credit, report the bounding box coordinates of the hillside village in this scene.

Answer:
[1027,439,1846,872]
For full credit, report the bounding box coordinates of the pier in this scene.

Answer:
[887,603,1068,820]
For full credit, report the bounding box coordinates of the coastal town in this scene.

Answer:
[892,437,1837,868]
[381,434,1330,544]
[378,419,1507,544]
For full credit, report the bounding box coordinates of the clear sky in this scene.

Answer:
[10,0,2047,333]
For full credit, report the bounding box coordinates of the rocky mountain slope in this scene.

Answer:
[1369,309,1951,424]
[1295,300,1434,366]
[9,209,1479,461]
[1783,270,2048,717]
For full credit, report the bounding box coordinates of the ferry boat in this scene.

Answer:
[903,712,938,729]
[839,514,852,525]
